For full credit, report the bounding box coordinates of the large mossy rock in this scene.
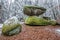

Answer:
[2,17,22,36]
[25,16,49,26]
[23,6,46,16]
[25,16,57,26]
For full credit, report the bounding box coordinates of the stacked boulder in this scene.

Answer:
[23,6,57,26]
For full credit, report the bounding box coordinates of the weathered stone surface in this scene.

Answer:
[2,16,22,36]
[23,6,46,16]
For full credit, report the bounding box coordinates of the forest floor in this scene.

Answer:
[0,24,60,40]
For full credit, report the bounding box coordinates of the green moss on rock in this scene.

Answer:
[2,17,22,36]
[25,16,49,26]
[25,16,57,26]
[49,20,57,26]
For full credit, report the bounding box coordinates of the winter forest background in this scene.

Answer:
[0,0,60,23]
